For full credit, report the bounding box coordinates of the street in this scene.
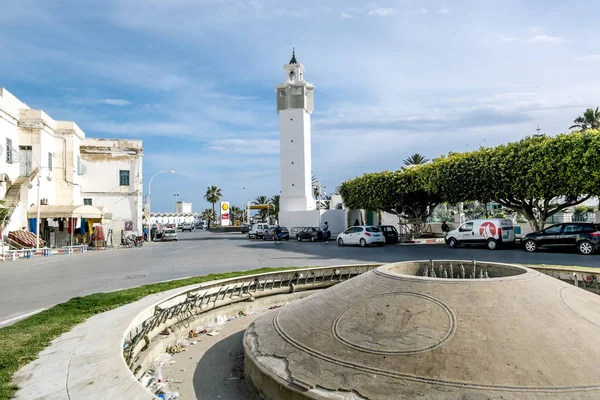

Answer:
[1,229,598,327]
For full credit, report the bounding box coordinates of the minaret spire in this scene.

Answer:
[289,48,298,64]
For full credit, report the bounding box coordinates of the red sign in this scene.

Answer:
[479,222,497,238]
[222,214,229,220]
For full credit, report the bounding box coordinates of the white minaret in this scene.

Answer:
[276,49,315,212]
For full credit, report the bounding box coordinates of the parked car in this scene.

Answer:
[337,226,385,247]
[241,224,251,234]
[445,218,515,250]
[378,225,399,244]
[522,223,600,255]
[263,227,290,241]
[161,229,178,242]
[181,223,192,232]
[295,227,325,242]
[249,223,272,239]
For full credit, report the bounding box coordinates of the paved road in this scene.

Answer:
[1,230,598,326]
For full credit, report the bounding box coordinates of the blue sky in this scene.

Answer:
[1,0,600,212]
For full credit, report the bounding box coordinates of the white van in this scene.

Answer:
[249,223,273,239]
[445,219,515,250]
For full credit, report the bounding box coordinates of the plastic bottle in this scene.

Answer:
[155,367,163,383]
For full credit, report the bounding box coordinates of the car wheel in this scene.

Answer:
[310,236,315,242]
[360,238,367,247]
[296,235,301,241]
[448,238,458,248]
[524,239,537,253]
[486,238,498,250]
[578,240,595,255]
[337,238,344,246]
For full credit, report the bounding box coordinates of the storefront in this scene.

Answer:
[27,205,112,248]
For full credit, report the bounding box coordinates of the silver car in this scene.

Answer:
[161,229,178,242]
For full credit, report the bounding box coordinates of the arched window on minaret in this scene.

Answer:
[289,70,296,82]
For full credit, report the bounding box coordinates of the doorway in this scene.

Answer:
[19,146,33,176]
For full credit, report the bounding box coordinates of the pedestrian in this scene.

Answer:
[354,219,360,226]
[274,225,282,244]
[441,221,450,233]
[323,221,330,243]
[143,225,149,241]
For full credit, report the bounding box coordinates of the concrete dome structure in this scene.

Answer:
[244,261,600,400]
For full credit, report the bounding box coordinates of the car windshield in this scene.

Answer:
[165,230,176,234]
[281,228,288,232]
[366,227,381,232]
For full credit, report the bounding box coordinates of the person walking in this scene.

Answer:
[441,221,450,234]
[274,225,282,244]
[323,221,330,244]
[143,225,149,241]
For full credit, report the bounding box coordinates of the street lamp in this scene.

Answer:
[237,187,246,224]
[148,170,175,225]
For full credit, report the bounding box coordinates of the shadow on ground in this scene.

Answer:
[193,330,256,399]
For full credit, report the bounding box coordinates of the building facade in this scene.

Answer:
[79,138,143,235]
[0,87,143,248]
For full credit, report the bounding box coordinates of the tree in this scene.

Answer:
[429,130,600,230]
[339,165,441,236]
[268,195,280,222]
[570,107,600,131]
[204,185,222,229]
[311,174,321,199]
[253,195,270,221]
[403,153,429,167]
[200,208,217,227]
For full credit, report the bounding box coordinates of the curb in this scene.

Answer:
[401,238,446,244]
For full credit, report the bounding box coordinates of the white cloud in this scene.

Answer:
[99,98,130,106]
[207,139,280,155]
[529,34,566,44]
[438,8,451,14]
[367,8,394,17]
[576,54,600,62]
[341,12,356,19]
[405,8,428,15]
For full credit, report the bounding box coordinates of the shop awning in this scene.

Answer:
[27,205,105,219]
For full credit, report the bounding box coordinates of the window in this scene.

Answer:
[119,170,130,186]
[48,152,53,171]
[543,225,563,234]
[83,198,92,206]
[6,138,13,163]
[366,227,381,232]
[460,222,473,232]
[563,224,583,234]
[353,227,364,233]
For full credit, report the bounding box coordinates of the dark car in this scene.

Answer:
[522,223,600,255]
[296,227,325,242]
[241,224,250,234]
[263,227,290,241]
[378,225,399,244]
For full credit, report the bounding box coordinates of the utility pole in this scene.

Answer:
[536,125,541,135]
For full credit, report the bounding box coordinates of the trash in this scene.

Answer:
[190,341,198,345]
[237,310,248,317]
[268,305,283,310]
[161,328,172,335]
[153,353,174,368]
[166,344,186,354]
[164,392,181,400]
[189,329,197,338]
[207,331,220,337]
[139,374,153,388]
[155,367,164,383]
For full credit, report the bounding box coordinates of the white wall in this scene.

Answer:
[80,138,143,232]
[320,209,346,234]
[279,108,313,212]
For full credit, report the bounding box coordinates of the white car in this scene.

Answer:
[337,226,385,247]
[248,223,273,239]
[445,218,515,250]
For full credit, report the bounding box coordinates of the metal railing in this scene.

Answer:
[123,264,379,368]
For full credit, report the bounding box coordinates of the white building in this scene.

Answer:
[79,138,143,235]
[0,87,143,248]
[276,50,346,233]
[175,201,192,214]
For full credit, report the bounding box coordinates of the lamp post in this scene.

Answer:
[148,170,175,225]
[35,174,41,250]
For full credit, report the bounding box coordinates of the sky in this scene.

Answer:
[1,0,600,212]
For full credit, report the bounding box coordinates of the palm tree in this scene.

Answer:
[253,195,270,221]
[403,153,429,167]
[204,185,222,229]
[570,107,600,131]
[268,195,280,223]
[312,174,321,199]
[200,208,217,227]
